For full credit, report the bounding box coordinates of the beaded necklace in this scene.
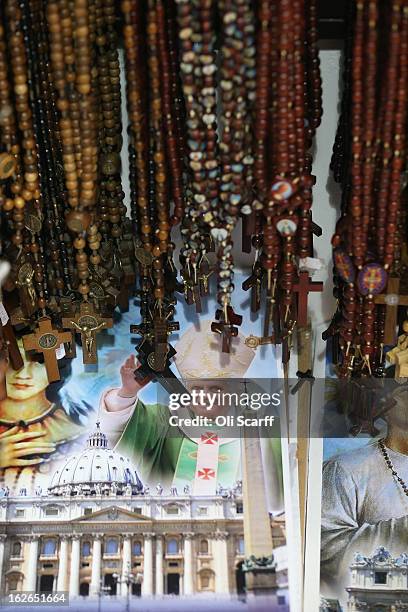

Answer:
[250,0,322,357]
[122,0,182,370]
[378,440,408,498]
[329,0,408,378]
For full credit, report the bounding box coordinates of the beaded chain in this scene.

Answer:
[329,0,408,378]
[378,440,408,498]
[0,0,137,378]
[251,0,322,356]
[0,0,324,374]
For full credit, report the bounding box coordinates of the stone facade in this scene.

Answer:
[0,492,287,601]
[346,547,408,611]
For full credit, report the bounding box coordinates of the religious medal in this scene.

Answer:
[333,249,355,284]
[357,264,387,297]
[270,178,299,202]
[276,218,298,237]
[0,152,16,179]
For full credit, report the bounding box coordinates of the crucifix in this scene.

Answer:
[198,255,213,296]
[374,277,408,345]
[22,317,72,382]
[16,261,37,316]
[242,262,263,313]
[181,258,202,312]
[131,310,180,373]
[293,271,323,328]
[211,305,243,353]
[62,302,113,364]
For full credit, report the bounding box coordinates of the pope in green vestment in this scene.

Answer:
[99,320,283,505]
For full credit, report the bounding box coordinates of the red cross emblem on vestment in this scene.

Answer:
[201,432,218,444]
[197,468,216,480]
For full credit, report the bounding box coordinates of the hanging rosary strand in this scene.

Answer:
[0,0,324,376]
[328,0,408,378]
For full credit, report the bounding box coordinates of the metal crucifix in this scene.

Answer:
[62,302,113,364]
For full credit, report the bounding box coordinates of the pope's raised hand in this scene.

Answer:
[118,354,145,398]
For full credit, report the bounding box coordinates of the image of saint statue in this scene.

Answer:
[321,383,408,599]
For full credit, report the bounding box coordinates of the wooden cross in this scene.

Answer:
[16,261,37,316]
[182,259,202,313]
[22,317,72,382]
[131,313,179,373]
[184,279,202,312]
[62,302,113,364]
[293,271,323,327]
[374,277,408,345]
[242,263,263,313]
[211,306,243,353]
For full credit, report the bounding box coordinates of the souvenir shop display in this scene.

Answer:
[0,0,323,381]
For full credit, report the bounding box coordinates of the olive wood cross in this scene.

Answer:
[211,306,243,353]
[23,317,72,382]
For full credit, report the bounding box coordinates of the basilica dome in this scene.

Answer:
[48,423,143,496]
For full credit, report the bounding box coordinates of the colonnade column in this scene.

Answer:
[57,536,69,592]
[0,535,6,592]
[142,533,154,596]
[121,535,132,597]
[90,534,103,597]
[24,537,39,592]
[214,532,230,594]
[183,533,194,595]
[155,536,164,596]
[68,535,81,598]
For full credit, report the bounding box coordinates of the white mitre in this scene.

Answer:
[173,319,256,379]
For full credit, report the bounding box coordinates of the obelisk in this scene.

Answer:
[241,424,277,598]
